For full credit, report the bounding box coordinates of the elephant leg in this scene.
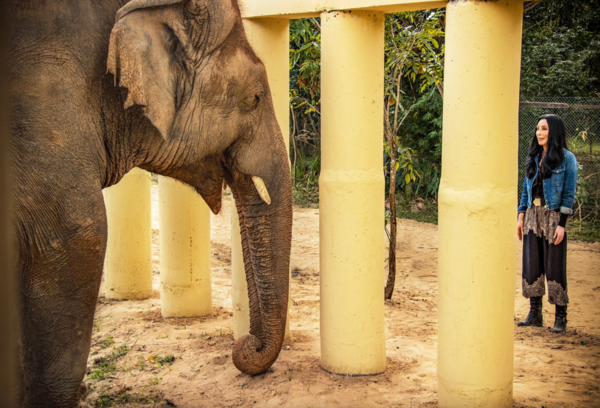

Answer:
[18,191,107,408]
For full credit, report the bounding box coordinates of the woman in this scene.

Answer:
[517,114,577,333]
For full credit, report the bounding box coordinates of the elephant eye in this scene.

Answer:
[241,93,261,112]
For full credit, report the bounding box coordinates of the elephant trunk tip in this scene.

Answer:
[232,334,279,376]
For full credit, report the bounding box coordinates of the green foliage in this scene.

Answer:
[93,389,164,407]
[567,218,600,243]
[89,360,116,382]
[113,344,129,358]
[290,18,321,115]
[569,129,600,156]
[95,392,114,408]
[153,354,175,367]
[87,344,130,382]
[521,0,600,98]
[292,155,320,208]
[100,336,115,349]
[395,199,439,225]
[294,151,321,181]
[288,11,446,207]
[289,18,322,205]
[521,25,600,98]
[572,163,600,240]
[384,11,445,95]
[383,10,445,200]
[286,1,599,221]
[404,93,443,198]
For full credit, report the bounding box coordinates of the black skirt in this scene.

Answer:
[522,206,569,306]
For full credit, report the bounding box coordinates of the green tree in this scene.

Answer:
[520,0,600,98]
[383,10,445,300]
[289,18,321,192]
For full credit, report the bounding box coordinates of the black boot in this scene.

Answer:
[517,296,543,327]
[551,305,567,333]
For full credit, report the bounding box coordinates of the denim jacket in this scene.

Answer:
[518,149,578,215]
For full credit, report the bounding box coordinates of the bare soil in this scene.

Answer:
[84,186,600,407]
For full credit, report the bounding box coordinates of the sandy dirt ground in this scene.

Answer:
[83,185,600,407]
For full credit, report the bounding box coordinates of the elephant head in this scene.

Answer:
[107,0,292,375]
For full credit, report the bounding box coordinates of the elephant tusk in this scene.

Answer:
[251,176,271,205]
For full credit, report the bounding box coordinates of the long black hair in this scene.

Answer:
[525,114,568,179]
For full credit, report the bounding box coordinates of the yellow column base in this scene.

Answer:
[159,176,211,318]
[439,377,514,407]
[103,168,153,300]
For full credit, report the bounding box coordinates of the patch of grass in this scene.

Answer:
[112,344,129,358]
[147,354,175,367]
[292,173,319,208]
[394,199,438,225]
[568,218,600,243]
[89,360,116,381]
[93,389,164,407]
[137,356,146,371]
[216,327,232,337]
[568,137,600,156]
[285,364,302,374]
[100,336,115,349]
[88,344,130,382]
[95,391,114,408]
[156,355,175,367]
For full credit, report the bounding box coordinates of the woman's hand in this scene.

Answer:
[554,225,565,245]
[517,213,525,241]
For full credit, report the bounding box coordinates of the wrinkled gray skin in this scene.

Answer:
[8,0,292,406]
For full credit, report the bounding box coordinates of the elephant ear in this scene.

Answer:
[107,5,185,140]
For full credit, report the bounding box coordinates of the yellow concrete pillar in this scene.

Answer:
[159,176,212,317]
[103,168,153,300]
[320,10,386,375]
[438,1,523,406]
[232,18,290,339]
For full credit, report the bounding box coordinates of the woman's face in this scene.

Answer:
[536,119,550,149]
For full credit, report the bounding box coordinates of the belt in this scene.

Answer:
[533,198,542,206]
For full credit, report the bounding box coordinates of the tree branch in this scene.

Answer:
[290,105,298,187]
[524,1,541,13]
[436,82,444,99]
[312,18,321,31]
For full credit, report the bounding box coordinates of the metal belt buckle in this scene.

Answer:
[533,198,541,206]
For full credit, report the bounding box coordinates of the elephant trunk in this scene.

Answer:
[228,155,292,375]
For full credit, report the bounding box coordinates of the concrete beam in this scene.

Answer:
[240,0,447,19]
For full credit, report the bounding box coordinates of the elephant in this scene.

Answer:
[8,0,292,406]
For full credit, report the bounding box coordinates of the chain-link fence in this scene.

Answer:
[518,97,600,220]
